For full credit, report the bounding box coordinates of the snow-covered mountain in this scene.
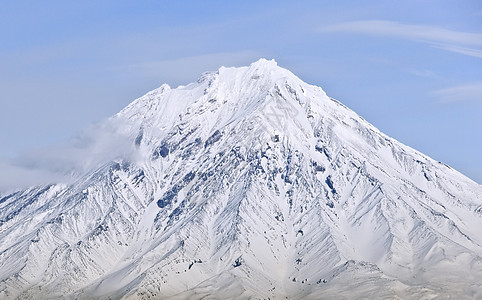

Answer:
[1,59,481,299]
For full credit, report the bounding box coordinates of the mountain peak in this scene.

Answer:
[215,58,294,85]
[1,60,481,299]
[218,58,279,73]
[249,57,278,69]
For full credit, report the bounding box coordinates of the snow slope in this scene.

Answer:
[1,59,481,299]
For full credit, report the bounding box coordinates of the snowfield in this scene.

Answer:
[1,59,481,299]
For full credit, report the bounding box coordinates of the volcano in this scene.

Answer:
[1,59,481,299]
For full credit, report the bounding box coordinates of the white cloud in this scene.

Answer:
[0,118,137,194]
[431,43,482,58]
[433,82,482,103]
[405,68,436,78]
[0,159,67,194]
[320,20,482,58]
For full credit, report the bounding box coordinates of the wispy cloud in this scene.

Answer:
[0,159,67,194]
[0,118,137,193]
[405,68,436,78]
[431,43,482,58]
[320,20,482,58]
[433,82,482,103]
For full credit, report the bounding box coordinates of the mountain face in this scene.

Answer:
[1,59,481,299]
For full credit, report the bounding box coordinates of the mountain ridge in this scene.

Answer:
[0,59,481,299]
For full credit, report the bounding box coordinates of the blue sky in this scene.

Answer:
[1,0,481,187]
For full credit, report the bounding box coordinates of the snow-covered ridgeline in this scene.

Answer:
[0,59,481,299]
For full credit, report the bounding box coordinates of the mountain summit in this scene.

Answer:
[1,59,481,299]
